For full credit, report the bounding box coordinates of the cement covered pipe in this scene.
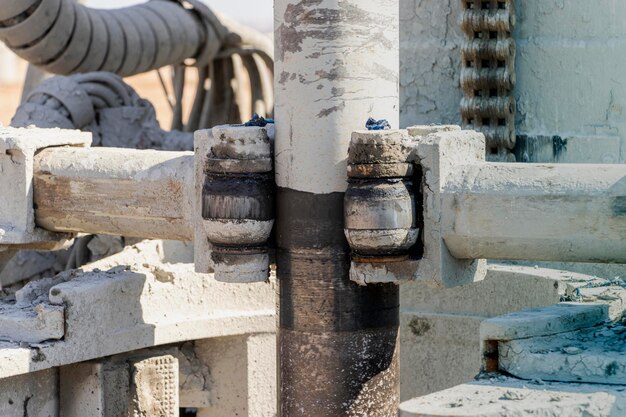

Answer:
[275,0,400,415]
[441,163,626,263]
[33,147,194,241]
[0,0,223,76]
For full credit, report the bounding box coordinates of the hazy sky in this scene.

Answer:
[86,0,273,32]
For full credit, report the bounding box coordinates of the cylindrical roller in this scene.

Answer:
[345,129,419,285]
[461,97,514,119]
[460,9,513,34]
[345,179,418,255]
[198,125,274,283]
[460,67,514,90]
[461,39,514,61]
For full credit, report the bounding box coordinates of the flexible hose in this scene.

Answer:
[1,0,274,128]
[0,0,226,76]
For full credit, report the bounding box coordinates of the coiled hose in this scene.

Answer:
[12,72,194,150]
[0,0,274,129]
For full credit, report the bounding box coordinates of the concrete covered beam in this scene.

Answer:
[33,147,194,241]
[441,161,626,263]
[0,126,90,250]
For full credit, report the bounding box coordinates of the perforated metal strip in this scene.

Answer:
[460,0,516,161]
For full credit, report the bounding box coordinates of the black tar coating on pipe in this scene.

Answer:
[276,187,400,416]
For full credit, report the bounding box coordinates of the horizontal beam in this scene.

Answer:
[33,147,194,241]
[442,163,626,262]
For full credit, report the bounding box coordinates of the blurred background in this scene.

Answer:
[0,0,273,126]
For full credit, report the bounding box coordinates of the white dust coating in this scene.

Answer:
[203,219,274,245]
[499,322,626,386]
[480,303,608,342]
[33,147,195,241]
[515,0,626,159]
[441,161,626,263]
[210,125,272,159]
[400,377,626,417]
[0,240,276,380]
[399,0,464,128]
[274,0,399,193]
[0,126,90,249]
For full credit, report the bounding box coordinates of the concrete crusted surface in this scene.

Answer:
[399,0,463,128]
[399,376,626,417]
[514,0,626,164]
[0,368,58,417]
[481,303,609,342]
[414,129,487,288]
[499,320,626,385]
[0,126,90,249]
[400,263,626,400]
[0,240,275,380]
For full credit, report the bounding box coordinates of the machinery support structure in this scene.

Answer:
[274,0,401,415]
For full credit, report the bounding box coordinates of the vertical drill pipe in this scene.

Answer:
[274,0,400,415]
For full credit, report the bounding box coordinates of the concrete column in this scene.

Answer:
[274,0,400,415]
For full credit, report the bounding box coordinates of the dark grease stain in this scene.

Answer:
[552,135,568,159]
[514,135,567,163]
[605,361,619,376]
[202,173,275,220]
[276,0,389,61]
[277,188,400,414]
[31,350,46,363]
[612,197,626,217]
[408,318,431,337]
[276,188,399,332]
[317,102,346,118]
[278,71,291,85]
[23,395,31,417]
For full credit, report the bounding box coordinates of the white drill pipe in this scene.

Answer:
[441,162,626,262]
[33,147,194,241]
[274,0,400,415]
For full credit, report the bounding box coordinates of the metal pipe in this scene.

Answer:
[274,0,400,415]
[442,162,626,262]
[33,147,194,241]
